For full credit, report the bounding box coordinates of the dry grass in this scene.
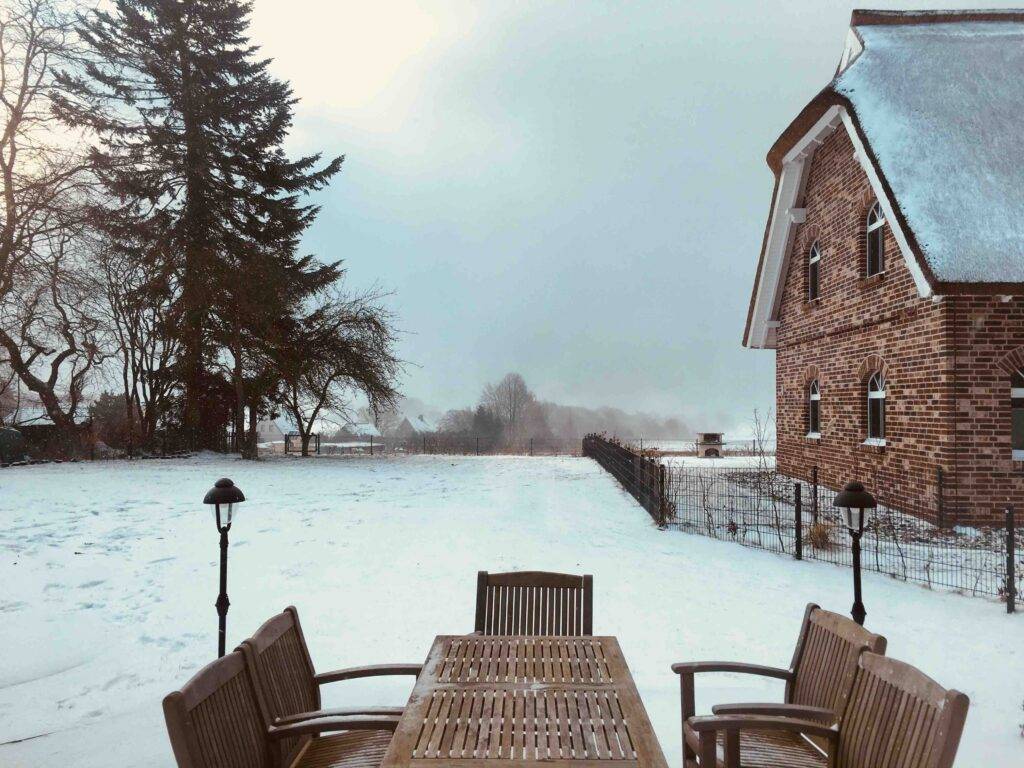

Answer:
[806,522,833,550]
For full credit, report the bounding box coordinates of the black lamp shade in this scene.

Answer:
[833,480,876,532]
[204,477,245,506]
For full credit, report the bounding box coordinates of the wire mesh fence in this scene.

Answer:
[583,434,1021,609]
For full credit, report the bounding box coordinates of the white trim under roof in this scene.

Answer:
[746,105,931,349]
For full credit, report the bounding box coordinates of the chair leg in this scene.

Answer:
[698,730,717,768]
[723,730,740,768]
[681,674,696,761]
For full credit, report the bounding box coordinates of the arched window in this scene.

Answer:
[808,380,821,436]
[1012,370,1024,458]
[807,242,821,301]
[867,372,886,441]
[866,202,885,276]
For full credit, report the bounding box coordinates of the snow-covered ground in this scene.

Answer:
[0,455,1020,766]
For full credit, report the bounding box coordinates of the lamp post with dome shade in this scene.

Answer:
[833,480,876,626]
[203,478,245,657]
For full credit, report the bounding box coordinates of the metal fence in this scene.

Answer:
[392,435,579,456]
[583,434,1021,610]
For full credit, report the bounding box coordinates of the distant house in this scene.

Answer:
[393,414,437,441]
[742,10,1024,525]
[331,422,382,441]
[255,418,288,444]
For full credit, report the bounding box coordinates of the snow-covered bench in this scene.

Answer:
[673,604,886,766]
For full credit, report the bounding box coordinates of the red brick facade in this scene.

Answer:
[774,128,1024,526]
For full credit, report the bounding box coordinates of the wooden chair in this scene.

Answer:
[684,652,969,768]
[474,570,593,635]
[163,649,400,768]
[238,606,422,767]
[672,604,886,763]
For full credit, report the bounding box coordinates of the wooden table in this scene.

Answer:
[382,635,669,768]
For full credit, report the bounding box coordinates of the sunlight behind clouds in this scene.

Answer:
[251,1,476,132]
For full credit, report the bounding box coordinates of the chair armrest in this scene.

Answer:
[688,714,839,740]
[268,714,400,740]
[315,664,423,684]
[710,703,835,723]
[274,707,404,726]
[671,661,792,680]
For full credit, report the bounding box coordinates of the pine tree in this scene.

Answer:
[55,0,342,449]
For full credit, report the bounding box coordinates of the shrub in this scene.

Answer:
[806,522,832,550]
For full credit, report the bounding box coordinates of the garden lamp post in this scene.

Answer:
[203,477,245,657]
[833,480,876,626]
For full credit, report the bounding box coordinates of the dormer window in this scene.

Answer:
[807,242,821,301]
[866,202,885,276]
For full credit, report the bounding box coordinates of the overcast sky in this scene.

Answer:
[248,1,1017,434]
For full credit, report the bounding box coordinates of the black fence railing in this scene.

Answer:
[582,434,667,525]
[267,434,580,457]
[583,434,1021,610]
[391,435,579,456]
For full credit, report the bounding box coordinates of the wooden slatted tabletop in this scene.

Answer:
[382,636,668,768]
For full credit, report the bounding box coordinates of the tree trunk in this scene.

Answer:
[231,332,245,453]
[245,403,258,460]
[177,25,206,452]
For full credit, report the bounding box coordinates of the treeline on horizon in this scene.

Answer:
[428,373,690,447]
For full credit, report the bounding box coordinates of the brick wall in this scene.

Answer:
[772,127,1024,525]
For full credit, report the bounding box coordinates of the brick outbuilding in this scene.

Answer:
[743,10,1024,525]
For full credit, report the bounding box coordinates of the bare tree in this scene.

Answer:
[0,0,102,442]
[481,372,534,444]
[97,238,178,451]
[271,288,400,457]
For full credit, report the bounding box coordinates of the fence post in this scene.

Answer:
[811,465,819,524]
[936,467,944,528]
[530,438,533,456]
[794,482,803,561]
[370,435,374,456]
[1007,506,1016,614]
[659,464,667,527]
[422,434,426,454]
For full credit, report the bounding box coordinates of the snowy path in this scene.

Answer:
[0,455,1020,766]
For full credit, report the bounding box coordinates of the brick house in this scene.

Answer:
[743,10,1024,526]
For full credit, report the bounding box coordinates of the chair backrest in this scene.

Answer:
[787,604,887,722]
[474,570,593,635]
[837,652,969,768]
[163,650,274,768]
[238,606,319,765]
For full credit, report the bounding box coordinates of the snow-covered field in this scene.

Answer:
[0,455,1020,766]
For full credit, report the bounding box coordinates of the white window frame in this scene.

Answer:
[1012,370,1024,460]
[866,202,886,276]
[807,242,821,301]
[807,379,821,438]
[866,372,886,445]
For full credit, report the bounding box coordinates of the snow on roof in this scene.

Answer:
[341,422,382,437]
[401,413,437,433]
[411,414,437,432]
[835,19,1024,283]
